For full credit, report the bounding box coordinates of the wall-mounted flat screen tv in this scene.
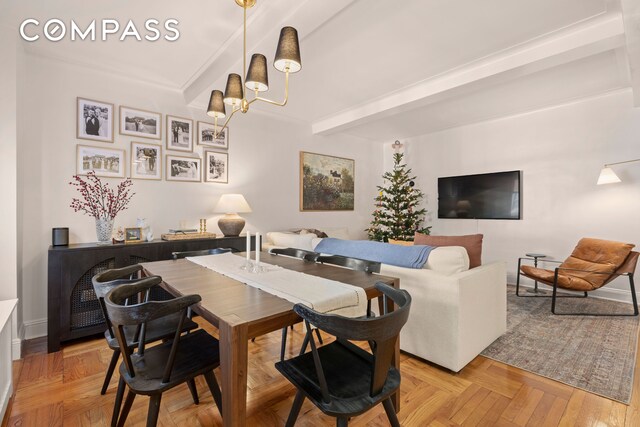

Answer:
[438,170,521,220]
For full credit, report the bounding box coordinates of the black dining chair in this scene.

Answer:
[271,248,324,359]
[275,282,411,427]
[270,247,320,262]
[316,255,381,318]
[105,278,223,427]
[92,265,199,396]
[171,247,234,259]
[316,255,381,274]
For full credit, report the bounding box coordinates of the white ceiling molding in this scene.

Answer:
[620,0,640,106]
[183,0,359,106]
[311,12,626,135]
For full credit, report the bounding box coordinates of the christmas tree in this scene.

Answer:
[366,151,431,242]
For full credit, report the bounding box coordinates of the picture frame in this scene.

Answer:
[300,151,355,211]
[204,150,229,183]
[167,115,194,152]
[76,144,125,178]
[130,141,162,180]
[198,121,229,149]
[119,106,161,139]
[166,155,201,182]
[124,227,142,244]
[77,97,114,143]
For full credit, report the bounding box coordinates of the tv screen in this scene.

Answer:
[438,171,521,220]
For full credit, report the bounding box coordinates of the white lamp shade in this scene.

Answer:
[597,167,621,185]
[215,194,252,214]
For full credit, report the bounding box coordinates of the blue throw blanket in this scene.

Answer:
[314,238,434,269]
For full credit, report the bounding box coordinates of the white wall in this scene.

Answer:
[0,25,21,358]
[18,54,380,338]
[402,89,640,301]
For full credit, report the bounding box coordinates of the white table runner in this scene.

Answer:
[186,253,367,317]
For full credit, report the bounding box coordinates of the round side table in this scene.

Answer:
[525,253,547,293]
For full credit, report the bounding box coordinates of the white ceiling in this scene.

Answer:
[3,0,638,140]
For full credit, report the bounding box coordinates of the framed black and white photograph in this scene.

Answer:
[204,150,229,183]
[77,97,114,143]
[119,106,161,139]
[130,142,161,180]
[166,155,201,182]
[198,121,229,149]
[76,144,125,178]
[167,115,194,152]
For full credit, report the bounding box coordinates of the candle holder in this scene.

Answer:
[240,260,267,274]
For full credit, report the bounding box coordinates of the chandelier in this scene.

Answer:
[206,0,302,136]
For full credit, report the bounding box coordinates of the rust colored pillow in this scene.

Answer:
[388,239,413,246]
[414,233,483,268]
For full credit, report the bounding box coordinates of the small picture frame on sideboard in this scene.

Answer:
[124,227,143,244]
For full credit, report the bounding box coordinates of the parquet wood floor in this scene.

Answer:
[5,321,639,426]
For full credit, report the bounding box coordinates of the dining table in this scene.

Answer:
[140,251,401,427]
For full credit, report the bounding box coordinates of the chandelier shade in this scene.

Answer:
[223,73,244,106]
[274,27,301,73]
[245,54,269,92]
[207,90,226,118]
[206,1,301,138]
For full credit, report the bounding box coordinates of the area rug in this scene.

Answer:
[481,285,639,403]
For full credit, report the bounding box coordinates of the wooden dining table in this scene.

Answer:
[140,251,400,427]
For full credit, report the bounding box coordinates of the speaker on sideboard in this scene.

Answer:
[52,228,69,246]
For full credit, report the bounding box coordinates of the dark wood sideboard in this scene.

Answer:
[47,236,257,353]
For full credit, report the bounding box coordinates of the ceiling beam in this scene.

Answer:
[620,0,640,106]
[312,13,626,135]
[182,0,358,106]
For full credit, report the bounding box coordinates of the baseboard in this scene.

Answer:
[22,318,47,340]
[514,282,638,305]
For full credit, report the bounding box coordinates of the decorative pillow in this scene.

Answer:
[266,232,316,251]
[291,228,328,238]
[414,233,483,268]
[424,246,470,275]
[388,239,413,246]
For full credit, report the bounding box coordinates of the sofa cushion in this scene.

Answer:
[425,246,470,275]
[266,232,316,251]
[414,233,483,268]
[324,227,350,240]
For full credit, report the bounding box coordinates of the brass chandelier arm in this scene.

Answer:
[247,70,290,107]
[214,106,241,138]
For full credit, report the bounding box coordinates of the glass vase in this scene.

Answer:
[95,218,114,245]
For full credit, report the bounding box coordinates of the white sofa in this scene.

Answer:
[380,258,506,372]
[263,230,507,372]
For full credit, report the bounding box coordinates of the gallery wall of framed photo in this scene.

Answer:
[76,97,230,184]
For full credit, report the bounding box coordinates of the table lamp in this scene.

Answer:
[214,194,252,237]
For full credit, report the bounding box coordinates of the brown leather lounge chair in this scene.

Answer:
[516,238,639,316]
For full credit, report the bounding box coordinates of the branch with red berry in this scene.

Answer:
[69,172,135,220]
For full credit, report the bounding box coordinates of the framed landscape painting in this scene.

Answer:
[130,141,161,180]
[77,144,125,178]
[77,97,114,143]
[300,151,355,211]
[204,150,228,183]
[198,121,228,149]
[119,106,161,139]
[167,115,193,152]
[166,155,201,182]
